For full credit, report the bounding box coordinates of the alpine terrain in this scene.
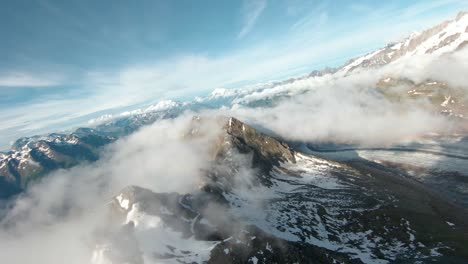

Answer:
[1,10,468,264]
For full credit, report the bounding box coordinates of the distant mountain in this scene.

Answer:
[0,129,114,198]
[231,11,468,120]
[340,12,468,120]
[338,11,468,74]
[0,108,183,198]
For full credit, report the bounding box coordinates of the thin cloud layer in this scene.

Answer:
[0,72,62,88]
[238,0,267,39]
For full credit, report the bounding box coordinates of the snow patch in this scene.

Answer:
[116,194,130,210]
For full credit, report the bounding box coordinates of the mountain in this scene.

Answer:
[92,117,468,264]
[0,130,114,198]
[338,11,468,74]
[193,12,468,122]
[0,107,183,198]
[225,11,468,120]
[1,12,468,264]
[340,11,468,120]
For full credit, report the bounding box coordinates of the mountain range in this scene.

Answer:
[1,11,468,264]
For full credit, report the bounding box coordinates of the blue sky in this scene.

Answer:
[0,0,467,149]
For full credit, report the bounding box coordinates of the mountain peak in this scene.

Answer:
[223,117,295,165]
[456,11,468,21]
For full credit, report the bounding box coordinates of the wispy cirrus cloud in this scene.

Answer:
[0,72,62,88]
[238,0,267,39]
[290,0,329,31]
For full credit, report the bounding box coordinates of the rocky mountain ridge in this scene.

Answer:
[92,116,468,264]
[339,11,468,74]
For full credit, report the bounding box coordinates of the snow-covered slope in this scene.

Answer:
[339,11,468,74]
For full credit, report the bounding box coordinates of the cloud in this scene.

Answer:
[223,50,468,145]
[388,48,468,90]
[0,46,467,263]
[238,0,267,39]
[0,72,62,88]
[0,114,226,263]
[0,2,465,149]
[230,89,448,146]
[0,113,269,263]
[290,0,329,31]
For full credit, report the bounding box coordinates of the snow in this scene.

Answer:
[65,137,79,144]
[87,99,179,125]
[210,88,236,99]
[145,100,179,112]
[224,248,230,254]
[37,144,52,156]
[430,248,442,257]
[446,221,455,226]
[250,256,259,264]
[441,96,451,107]
[88,114,113,125]
[336,12,467,75]
[266,242,273,252]
[96,202,219,264]
[116,194,130,210]
[279,153,345,190]
[411,13,468,56]
[391,42,402,50]
[403,31,420,48]
[340,48,384,74]
[91,203,219,264]
[219,149,441,263]
[224,157,386,262]
[91,245,112,264]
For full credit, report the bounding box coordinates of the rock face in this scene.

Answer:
[223,117,295,165]
[93,117,468,264]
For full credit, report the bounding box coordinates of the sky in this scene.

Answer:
[0,0,467,149]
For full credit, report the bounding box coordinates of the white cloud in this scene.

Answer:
[290,0,329,31]
[226,72,451,146]
[0,72,62,87]
[0,3,466,148]
[238,0,267,39]
[0,114,226,264]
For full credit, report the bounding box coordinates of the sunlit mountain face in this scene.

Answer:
[1,2,468,264]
